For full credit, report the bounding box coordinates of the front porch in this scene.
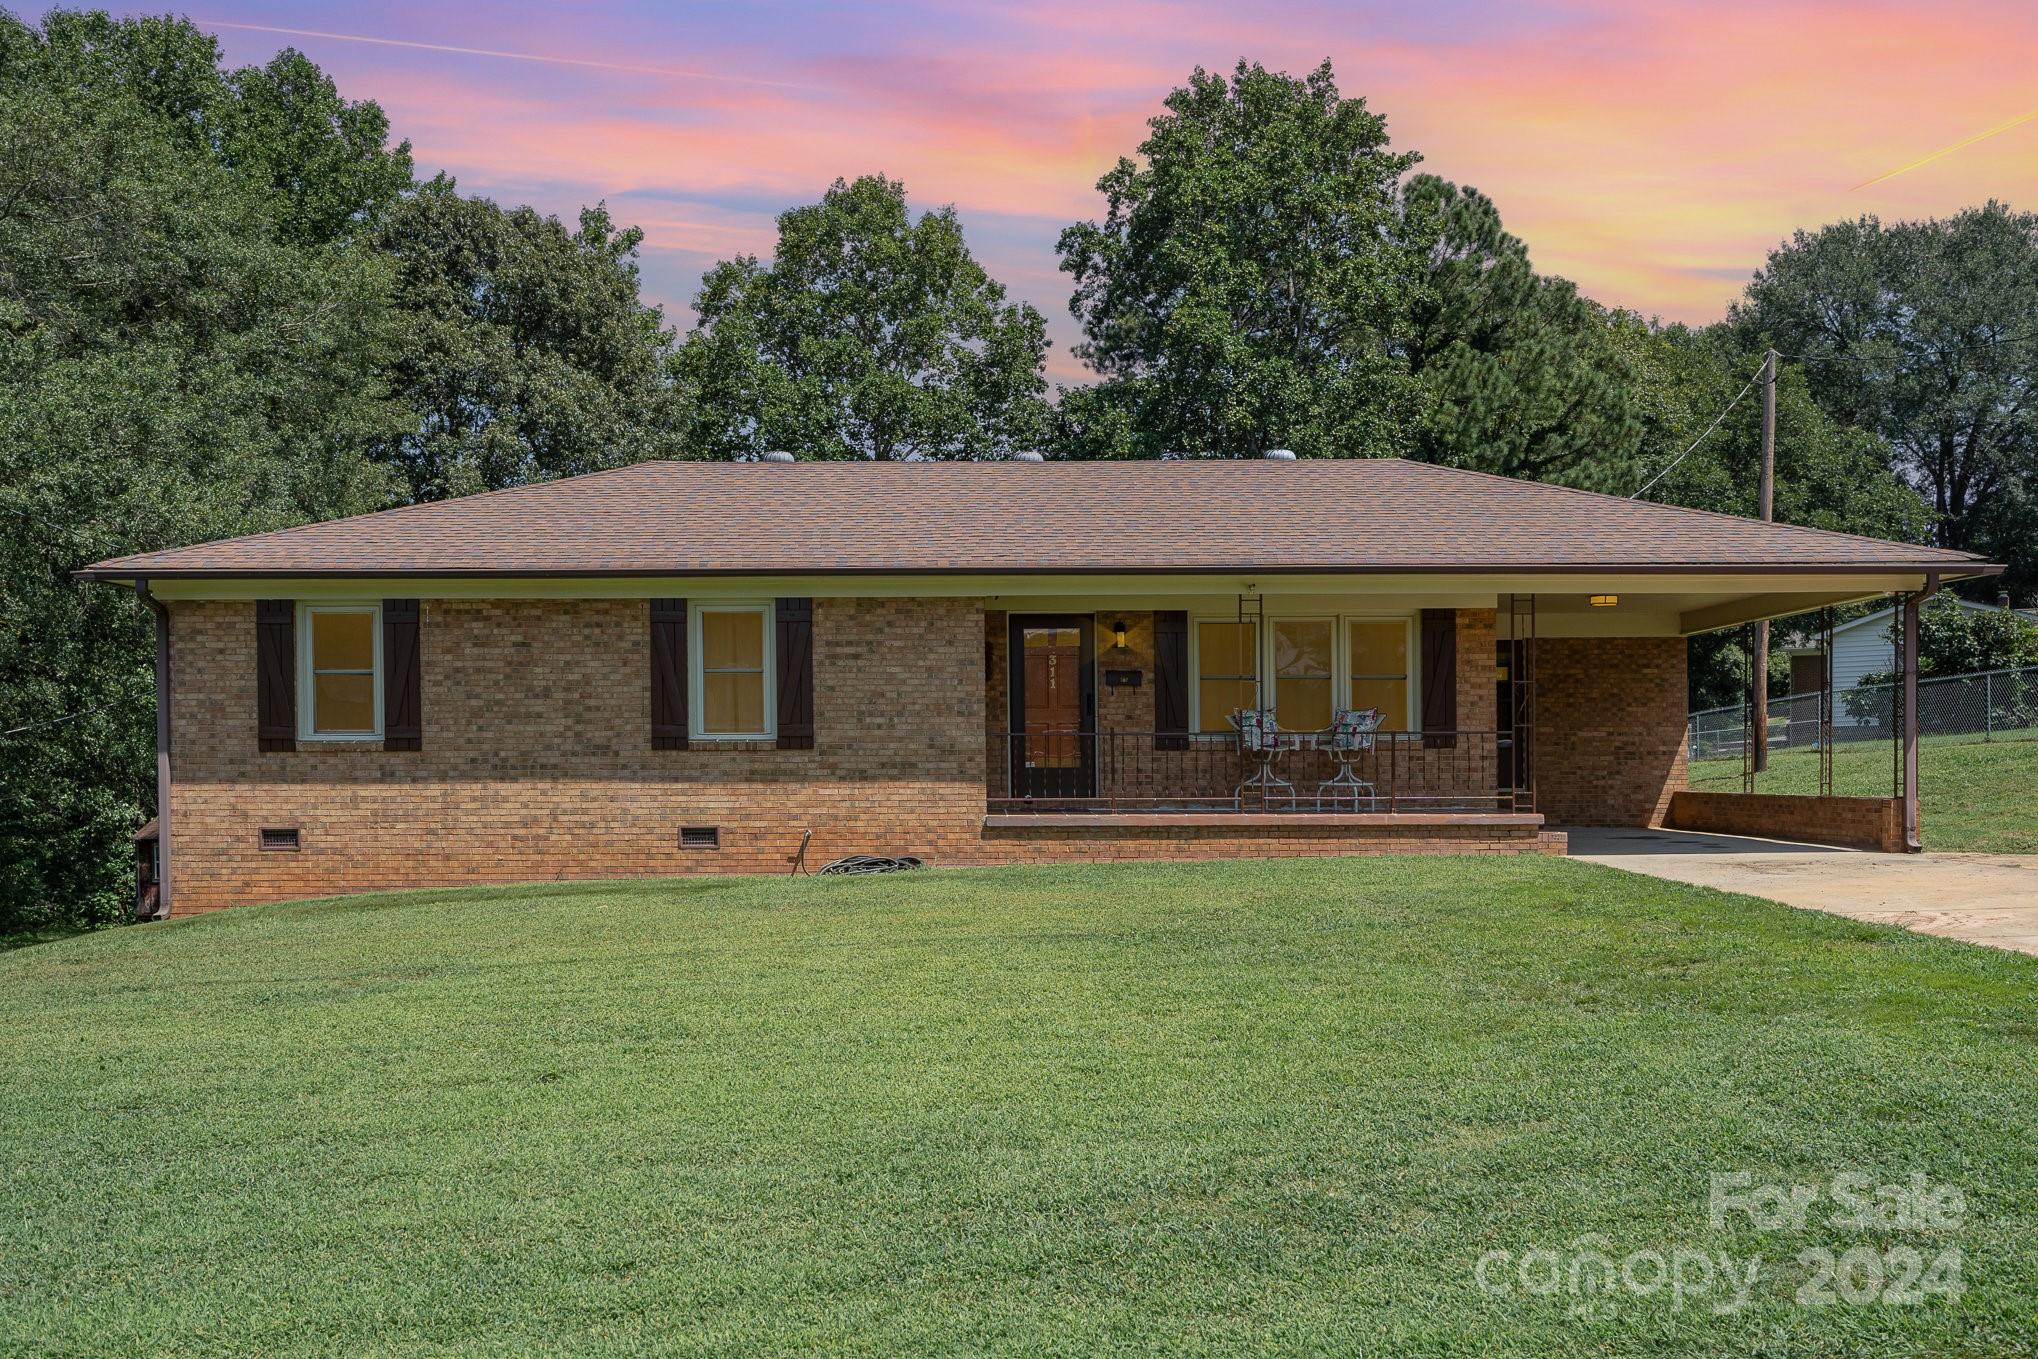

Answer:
[967,599,1582,862]
[981,602,1544,832]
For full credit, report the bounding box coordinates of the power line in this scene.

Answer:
[1630,359,1768,500]
[1,702,115,740]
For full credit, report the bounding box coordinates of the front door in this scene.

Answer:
[1008,615,1095,800]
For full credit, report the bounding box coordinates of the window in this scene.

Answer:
[1187,612,1419,734]
[1193,620,1257,733]
[300,604,380,739]
[692,604,773,739]
[1348,619,1412,733]
[1271,619,1335,732]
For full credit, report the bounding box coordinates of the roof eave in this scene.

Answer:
[73,560,2004,584]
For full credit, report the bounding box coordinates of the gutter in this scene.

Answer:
[135,578,172,921]
[72,560,2007,583]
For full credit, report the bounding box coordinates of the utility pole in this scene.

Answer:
[1752,348,1777,773]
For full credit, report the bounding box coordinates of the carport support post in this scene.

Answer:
[137,577,171,918]
[1901,575,1940,852]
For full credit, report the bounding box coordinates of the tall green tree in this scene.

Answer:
[1735,204,2038,596]
[372,177,688,500]
[1056,61,1425,459]
[1399,175,1646,490]
[678,175,1047,461]
[0,11,406,931]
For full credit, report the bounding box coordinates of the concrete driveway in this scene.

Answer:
[1567,827,2038,956]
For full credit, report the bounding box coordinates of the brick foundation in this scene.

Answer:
[1664,791,1907,853]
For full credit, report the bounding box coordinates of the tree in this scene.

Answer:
[1628,326,1929,540]
[1625,324,1933,710]
[372,177,689,499]
[0,11,406,931]
[1399,175,1646,489]
[1735,205,2038,597]
[1056,61,1424,459]
[678,175,1048,460]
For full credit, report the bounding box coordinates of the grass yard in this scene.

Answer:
[4,858,2037,1357]
[1689,732,2038,853]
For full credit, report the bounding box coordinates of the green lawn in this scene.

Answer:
[4,859,2037,1357]
[1689,733,2038,853]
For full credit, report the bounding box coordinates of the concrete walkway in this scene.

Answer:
[1567,827,2038,957]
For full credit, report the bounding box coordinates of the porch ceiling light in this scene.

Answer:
[1590,594,1619,607]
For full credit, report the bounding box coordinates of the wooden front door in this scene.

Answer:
[1008,615,1095,799]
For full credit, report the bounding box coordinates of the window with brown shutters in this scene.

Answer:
[256,599,295,752]
[775,597,814,749]
[382,598,422,751]
[1420,608,1458,749]
[1153,610,1188,750]
[649,598,688,749]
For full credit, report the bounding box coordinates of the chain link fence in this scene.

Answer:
[1687,665,2038,794]
[1690,665,2038,761]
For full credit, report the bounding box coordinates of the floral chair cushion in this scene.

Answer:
[1228,707,1279,752]
[1328,707,1384,751]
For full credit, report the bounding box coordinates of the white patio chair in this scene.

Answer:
[1230,707,1295,809]
[1317,707,1383,810]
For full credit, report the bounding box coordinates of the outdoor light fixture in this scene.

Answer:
[1111,619,1129,648]
[1590,594,1619,608]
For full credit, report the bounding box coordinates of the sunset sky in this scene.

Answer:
[163,1,2038,381]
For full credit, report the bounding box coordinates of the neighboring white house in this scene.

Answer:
[1784,595,2038,724]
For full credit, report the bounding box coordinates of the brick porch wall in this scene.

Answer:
[1664,791,1906,853]
[1534,636,1689,827]
[166,596,992,912]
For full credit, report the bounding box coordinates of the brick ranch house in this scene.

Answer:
[79,458,1998,917]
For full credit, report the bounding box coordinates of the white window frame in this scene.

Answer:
[297,602,383,741]
[1186,610,1421,735]
[1187,615,1260,737]
[689,601,776,741]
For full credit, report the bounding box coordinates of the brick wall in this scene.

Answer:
[1664,791,1906,853]
[165,598,1557,913]
[1534,636,1688,827]
[167,596,992,911]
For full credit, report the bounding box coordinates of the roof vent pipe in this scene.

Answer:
[1263,448,1297,460]
[1011,450,1045,462]
[758,450,795,463]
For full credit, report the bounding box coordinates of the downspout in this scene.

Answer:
[136,578,172,919]
[1900,573,1941,852]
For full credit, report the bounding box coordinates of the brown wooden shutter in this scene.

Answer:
[1154,609,1189,750]
[775,597,815,750]
[256,599,296,752]
[1420,608,1458,749]
[382,599,422,751]
[650,598,688,750]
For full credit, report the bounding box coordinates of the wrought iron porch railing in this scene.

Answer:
[986,730,1532,814]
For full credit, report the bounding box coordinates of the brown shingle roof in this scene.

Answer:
[78,458,1996,579]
